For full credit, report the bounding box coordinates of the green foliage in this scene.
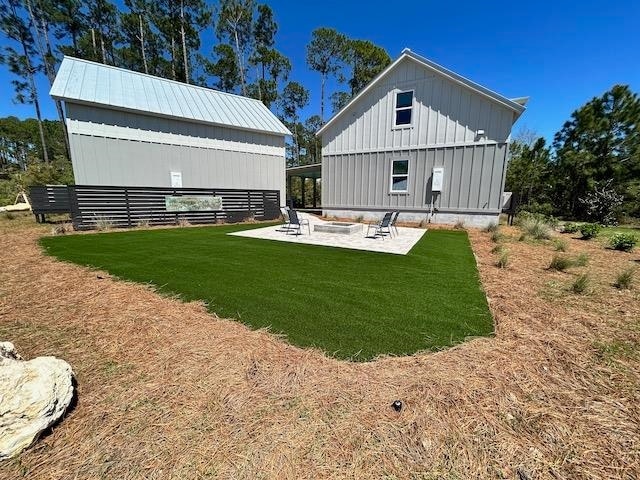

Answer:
[41,226,493,360]
[614,269,635,289]
[553,238,568,252]
[0,154,74,205]
[491,244,505,254]
[549,254,573,271]
[520,217,552,240]
[579,223,601,239]
[496,250,509,269]
[570,274,590,294]
[609,233,637,252]
[505,135,552,211]
[574,252,589,267]
[341,39,391,95]
[562,222,580,234]
[484,222,499,232]
[490,230,504,243]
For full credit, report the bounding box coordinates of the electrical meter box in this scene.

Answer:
[432,167,444,192]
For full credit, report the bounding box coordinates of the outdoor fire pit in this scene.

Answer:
[314,222,362,235]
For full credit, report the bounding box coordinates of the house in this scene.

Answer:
[50,57,290,204]
[317,48,527,227]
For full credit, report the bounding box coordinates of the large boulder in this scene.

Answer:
[0,342,75,460]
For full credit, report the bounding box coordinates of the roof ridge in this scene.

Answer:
[61,56,267,105]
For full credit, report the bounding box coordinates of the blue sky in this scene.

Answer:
[1,0,638,142]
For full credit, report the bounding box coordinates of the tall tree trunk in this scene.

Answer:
[180,0,189,83]
[170,35,176,79]
[232,26,246,95]
[138,14,148,74]
[320,75,325,123]
[100,34,107,64]
[25,0,71,159]
[90,28,97,58]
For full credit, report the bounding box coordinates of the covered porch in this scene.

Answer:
[286,163,321,211]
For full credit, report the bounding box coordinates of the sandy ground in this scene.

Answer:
[0,215,639,479]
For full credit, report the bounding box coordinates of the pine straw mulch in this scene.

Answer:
[0,219,639,479]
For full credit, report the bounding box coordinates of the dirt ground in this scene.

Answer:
[1,215,639,479]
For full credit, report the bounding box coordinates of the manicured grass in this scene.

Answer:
[40,225,493,360]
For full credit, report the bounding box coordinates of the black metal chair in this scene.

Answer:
[287,209,311,236]
[390,211,400,236]
[366,212,393,239]
[277,206,293,232]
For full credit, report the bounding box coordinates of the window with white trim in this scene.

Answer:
[394,90,413,126]
[390,159,409,192]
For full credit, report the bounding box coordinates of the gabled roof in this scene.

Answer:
[51,56,291,136]
[317,48,528,135]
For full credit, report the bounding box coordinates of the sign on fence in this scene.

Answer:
[165,195,223,212]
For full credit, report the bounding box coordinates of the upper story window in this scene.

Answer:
[390,159,409,192]
[394,90,413,127]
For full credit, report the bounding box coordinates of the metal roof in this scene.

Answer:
[51,56,291,136]
[318,48,527,135]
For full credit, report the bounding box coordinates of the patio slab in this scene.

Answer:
[229,214,427,255]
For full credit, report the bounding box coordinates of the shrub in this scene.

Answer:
[579,183,624,226]
[94,216,113,231]
[553,238,568,252]
[51,223,73,235]
[516,210,559,229]
[490,230,504,243]
[614,269,635,289]
[454,219,465,230]
[609,233,637,252]
[579,223,601,240]
[574,252,589,267]
[520,218,552,240]
[549,254,573,271]
[570,274,590,294]
[496,251,509,268]
[491,244,505,254]
[562,222,580,234]
[484,222,499,233]
[3,211,16,220]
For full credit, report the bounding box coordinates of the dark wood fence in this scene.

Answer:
[29,185,72,222]
[67,185,280,230]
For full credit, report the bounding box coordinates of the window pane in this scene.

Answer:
[393,160,408,175]
[395,108,412,125]
[396,91,413,108]
[392,176,408,191]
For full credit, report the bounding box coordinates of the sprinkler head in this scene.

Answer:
[392,400,403,412]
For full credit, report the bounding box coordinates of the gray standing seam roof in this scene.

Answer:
[50,56,291,136]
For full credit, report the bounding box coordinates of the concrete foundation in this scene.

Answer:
[323,209,499,229]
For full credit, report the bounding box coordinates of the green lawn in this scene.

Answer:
[40,225,493,360]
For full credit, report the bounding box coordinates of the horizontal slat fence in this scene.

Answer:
[66,185,280,230]
[29,185,72,215]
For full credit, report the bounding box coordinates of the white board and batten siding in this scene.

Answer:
[51,57,290,204]
[319,49,526,226]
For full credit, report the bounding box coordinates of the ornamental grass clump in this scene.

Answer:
[574,252,589,267]
[549,254,573,271]
[496,250,509,269]
[609,233,637,252]
[520,217,552,240]
[553,238,568,252]
[614,268,635,290]
[484,222,499,233]
[570,274,591,294]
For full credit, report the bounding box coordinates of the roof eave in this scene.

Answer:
[55,96,292,137]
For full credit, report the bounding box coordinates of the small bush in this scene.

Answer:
[496,251,509,268]
[454,219,465,230]
[570,274,590,294]
[579,183,624,226]
[553,238,568,252]
[549,254,573,271]
[516,210,559,229]
[520,218,552,240]
[94,216,113,231]
[579,223,601,239]
[491,244,505,254]
[614,269,635,289]
[562,223,580,234]
[51,223,73,235]
[484,222,499,233]
[609,233,637,252]
[3,211,16,220]
[491,230,504,243]
[574,252,589,267]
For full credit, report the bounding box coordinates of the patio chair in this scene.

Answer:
[277,206,292,232]
[366,212,393,240]
[287,209,311,236]
[390,211,402,236]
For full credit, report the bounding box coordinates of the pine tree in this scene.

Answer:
[306,28,346,122]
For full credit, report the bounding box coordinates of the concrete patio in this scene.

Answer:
[229,213,427,255]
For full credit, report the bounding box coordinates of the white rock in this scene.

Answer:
[0,343,75,460]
